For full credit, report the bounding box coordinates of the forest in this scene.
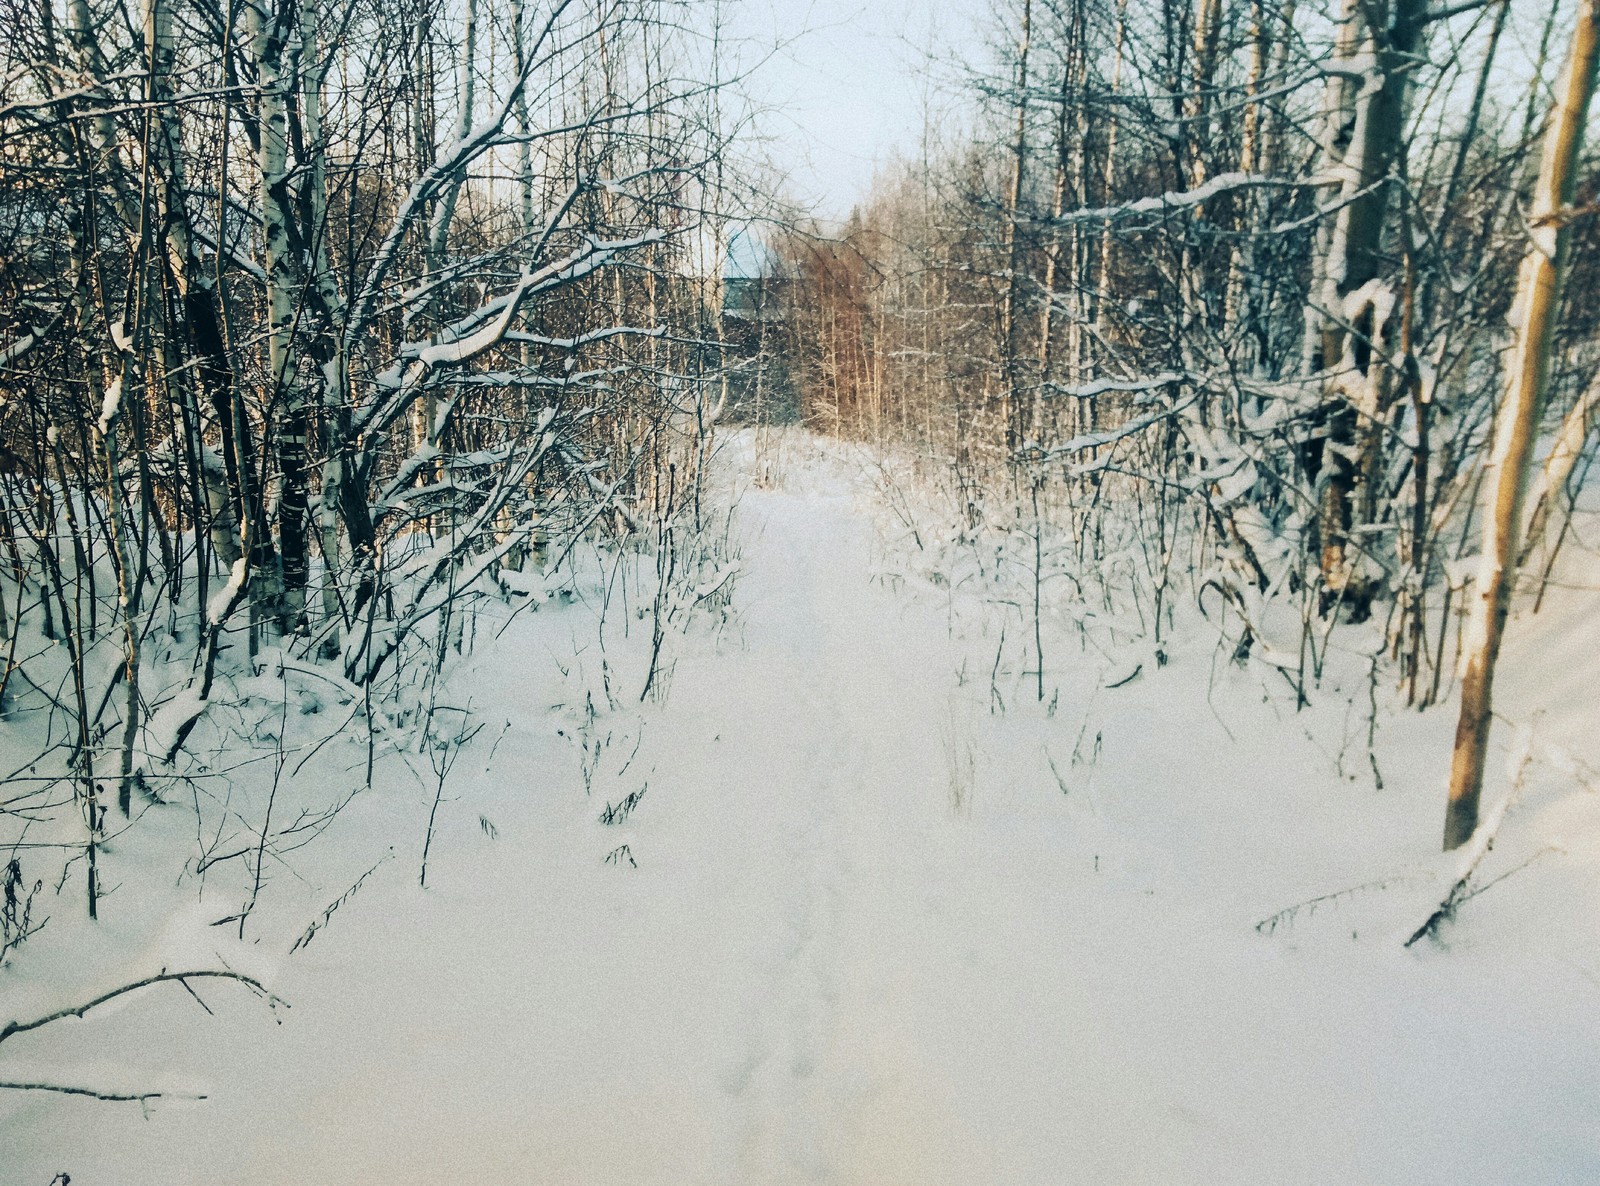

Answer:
[2,0,1598,1180]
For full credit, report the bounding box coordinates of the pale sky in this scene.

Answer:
[724,0,982,221]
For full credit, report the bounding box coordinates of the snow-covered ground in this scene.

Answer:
[5,430,1600,1184]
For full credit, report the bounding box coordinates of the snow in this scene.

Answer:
[4,431,1600,1184]
[95,376,122,437]
[143,686,208,765]
[0,329,38,367]
[416,274,533,368]
[1044,396,1197,459]
[1045,371,1186,401]
[1051,173,1282,227]
[495,566,547,596]
[206,557,247,625]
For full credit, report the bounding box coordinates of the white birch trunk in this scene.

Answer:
[1306,0,1423,604]
[298,0,347,657]
[247,0,305,633]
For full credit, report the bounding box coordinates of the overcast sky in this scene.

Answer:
[724,0,984,221]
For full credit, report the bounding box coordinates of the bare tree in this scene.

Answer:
[1443,0,1598,851]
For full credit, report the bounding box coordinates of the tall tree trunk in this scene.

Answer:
[1173,0,1226,354]
[73,0,151,818]
[1186,0,1223,187]
[1443,0,1598,850]
[999,0,1032,459]
[1224,0,1294,369]
[1307,0,1425,611]
[1093,0,1129,407]
[146,0,246,573]
[416,0,476,461]
[512,0,535,242]
[1035,0,1084,444]
[249,0,307,634]
[300,0,347,658]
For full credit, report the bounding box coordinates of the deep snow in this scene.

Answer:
[4,430,1600,1185]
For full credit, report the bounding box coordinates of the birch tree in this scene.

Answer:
[0,0,756,935]
[1305,0,1425,613]
[1443,0,1598,851]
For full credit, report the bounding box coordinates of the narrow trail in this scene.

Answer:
[704,486,968,1183]
[8,444,1600,1186]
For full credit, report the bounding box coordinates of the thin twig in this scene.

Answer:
[0,969,285,1045]
[0,1079,206,1103]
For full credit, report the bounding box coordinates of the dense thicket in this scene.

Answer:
[0,0,745,925]
[772,0,1599,845]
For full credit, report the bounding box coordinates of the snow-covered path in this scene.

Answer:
[8,440,1600,1185]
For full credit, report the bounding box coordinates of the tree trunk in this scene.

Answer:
[1307,0,1425,611]
[305,18,350,660]
[144,0,246,575]
[249,0,307,634]
[416,0,476,462]
[1444,0,1598,850]
[999,0,1032,459]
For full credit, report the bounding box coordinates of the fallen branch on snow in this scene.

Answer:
[0,1079,206,1104]
[1405,845,1558,948]
[1406,735,1538,947]
[0,969,286,1046]
[1254,871,1426,936]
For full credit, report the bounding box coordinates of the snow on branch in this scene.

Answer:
[402,234,662,372]
[1031,393,1201,460]
[0,329,42,367]
[0,969,286,1046]
[506,324,666,351]
[343,0,580,346]
[206,558,248,627]
[1043,372,1186,400]
[359,232,662,440]
[416,275,541,369]
[1043,173,1331,227]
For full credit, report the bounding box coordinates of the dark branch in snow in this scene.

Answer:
[0,970,286,1046]
[0,1079,206,1103]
